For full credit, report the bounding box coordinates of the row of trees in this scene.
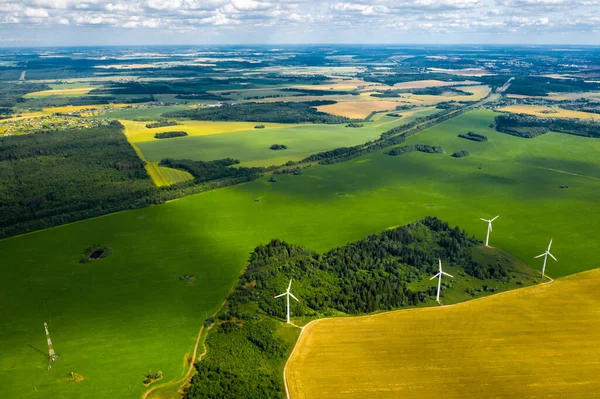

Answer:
[387,144,444,156]
[159,158,263,183]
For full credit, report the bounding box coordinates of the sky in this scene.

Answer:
[0,0,599,47]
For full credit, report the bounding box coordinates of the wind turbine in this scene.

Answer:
[534,238,557,278]
[273,278,299,324]
[430,257,454,304]
[480,215,500,247]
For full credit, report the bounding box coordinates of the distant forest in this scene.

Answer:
[495,113,600,138]
[184,217,534,399]
[163,101,350,124]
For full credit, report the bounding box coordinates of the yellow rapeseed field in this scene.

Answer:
[499,105,600,120]
[286,269,600,399]
[120,120,301,143]
[392,79,478,89]
[315,101,401,118]
[24,87,95,97]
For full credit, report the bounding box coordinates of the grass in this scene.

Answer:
[286,268,600,398]
[1,110,599,398]
[134,108,440,167]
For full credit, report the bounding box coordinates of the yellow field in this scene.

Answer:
[145,162,194,187]
[292,78,386,91]
[428,67,492,76]
[498,105,600,120]
[315,101,400,118]
[286,268,600,398]
[507,92,600,101]
[23,87,94,98]
[120,120,301,143]
[392,79,478,89]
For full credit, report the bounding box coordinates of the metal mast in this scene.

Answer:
[44,322,58,364]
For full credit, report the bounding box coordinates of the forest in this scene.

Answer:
[387,144,444,156]
[159,158,263,183]
[459,131,488,142]
[162,101,350,124]
[0,121,157,238]
[495,113,600,138]
[184,217,521,399]
[505,76,600,96]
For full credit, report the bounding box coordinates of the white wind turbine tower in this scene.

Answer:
[480,215,500,247]
[430,257,454,304]
[535,238,557,278]
[274,278,300,324]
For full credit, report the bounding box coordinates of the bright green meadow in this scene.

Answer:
[135,108,440,167]
[1,110,599,399]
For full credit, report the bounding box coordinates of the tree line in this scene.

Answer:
[495,113,600,138]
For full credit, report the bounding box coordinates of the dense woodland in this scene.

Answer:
[163,101,350,124]
[184,217,532,399]
[495,113,600,138]
[159,158,263,183]
[0,121,158,238]
[387,144,444,156]
[505,76,600,96]
[154,131,188,139]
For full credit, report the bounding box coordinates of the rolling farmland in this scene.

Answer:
[286,268,600,398]
[1,110,599,398]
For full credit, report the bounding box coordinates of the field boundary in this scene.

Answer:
[283,271,554,399]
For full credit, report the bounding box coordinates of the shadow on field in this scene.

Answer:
[26,344,48,359]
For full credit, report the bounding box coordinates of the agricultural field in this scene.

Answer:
[286,268,600,398]
[507,92,600,101]
[134,107,439,167]
[498,105,600,119]
[1,110,599,398]
[392,79,478,89]
[23,83,97,98]
[315,100,408,118]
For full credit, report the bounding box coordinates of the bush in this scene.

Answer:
[451,150,470,158]
[146,120,178,129]
[269,144,287,150]
[387,144,443,156]
[458,132,487,142]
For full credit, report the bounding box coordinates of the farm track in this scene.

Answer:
[284,272,554,399]
[514,162,600,181]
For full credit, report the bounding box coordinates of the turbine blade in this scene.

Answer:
[438,257,442,270]
[548,253,557,262]
[430,273,441,280]
[273,293,286,298]
[534,253,546,259]
[287,279,293,291]
[480,218,488,222]
[491,215,500,221]
[442,272,454,278]
[548,238,553,251]
[289,293,300,302]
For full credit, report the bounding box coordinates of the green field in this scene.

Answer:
[1,110,599,398]
[101,106,190,121]
[136,108,439,167]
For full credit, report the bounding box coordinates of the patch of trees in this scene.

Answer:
[0,121,158,238]
[452,150,470,158]
[269,144,287,150]
[386,113,402,117]
[184,217,527,399]
[458,132,488,142]
[159,158,263,183]
[373,87,473,98]
[162,101,350,124]
[154,131,188,139]
[495,113,600,139]
[146,120,179,129]
[255,124,265,129]
[506,76,600,96]
[345,122,364,128]
[0,82,50,107]
[281,88,358,96]
[387,144,443,156]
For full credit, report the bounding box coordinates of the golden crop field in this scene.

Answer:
[498,105,600,120]
[145,162,193,187]
[315,100,401,118]
[507,92,600,101]
[392,79,478,89]
[120,120,301,143]
[41,103,131,116]
[286,269,600,399]
[24,87,95,98]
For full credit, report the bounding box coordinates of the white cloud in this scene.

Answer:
[24,7,50,18]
